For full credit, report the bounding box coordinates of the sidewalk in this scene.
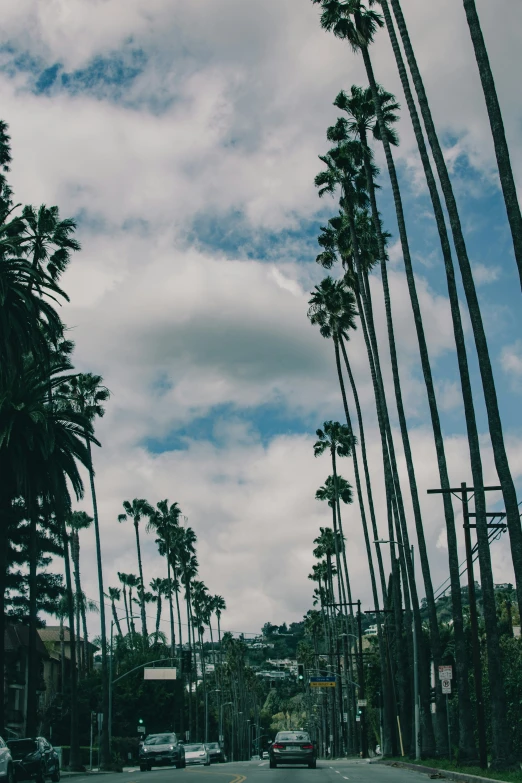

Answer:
[60,767,139,777]
[371,759,515,783]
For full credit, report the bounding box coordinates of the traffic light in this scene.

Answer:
[138,718,144,725]
[182,650,192,673]
[297,664,305,681]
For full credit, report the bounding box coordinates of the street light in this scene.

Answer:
[205,689,220,744]
[219,701,233,750]
[374,539,419,761]
[109,614,141,752]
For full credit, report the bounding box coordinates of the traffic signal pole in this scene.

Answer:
[428,482,504,769]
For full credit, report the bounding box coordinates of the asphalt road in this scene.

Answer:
[66,759,438,783]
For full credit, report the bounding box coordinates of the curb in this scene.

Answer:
[375,759,512,783]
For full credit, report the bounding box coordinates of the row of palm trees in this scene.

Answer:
[303,0,522,769]
[0,116,230,765]
[0,113,112,769]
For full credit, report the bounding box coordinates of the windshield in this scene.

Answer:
[143,734,176,746]
[185,744,204,752]
[207,743,220,749]
[276,732,310,742]
[7,740,38,754]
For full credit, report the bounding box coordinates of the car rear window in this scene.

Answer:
[185,744,204,751]
[276,732,310,742]
[7,740,38,754]
[208,743,220,749]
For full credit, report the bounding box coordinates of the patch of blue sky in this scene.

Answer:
[142,402,315,454]
[0,41,148,102]
[186,209,333,266]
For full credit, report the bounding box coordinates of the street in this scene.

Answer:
[65,760,437,783]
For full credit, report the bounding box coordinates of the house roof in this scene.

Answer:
[5,625,48,657]
[38,626,98,650]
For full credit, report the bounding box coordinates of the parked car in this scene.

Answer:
[6,739,60,783]
[206,743,225,763]
[183,744,210,766]
[0,737,14,783]
[269,731,316,769]
[139,733,185,771]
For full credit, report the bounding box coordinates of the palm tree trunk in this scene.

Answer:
[383,4,517,764]
[166,555,176,657]
[26,503,39,737]
[462,0,522,287]
[154,593,162,645]
[60,514,81,770]
[172,561,183,660]
[0,488,10,735]
[111,599,123,636]
[133,522,148,646]
[86,441,110,768]
[122,584,131,636]
[71,533,83,676]
[338,337,387,600]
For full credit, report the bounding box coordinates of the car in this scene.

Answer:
[206,743,225,763]
[0,737,14,783]
[6,739,60,783]
[269,731,316,769]
[139,733,185,771]
[183,744,210,766]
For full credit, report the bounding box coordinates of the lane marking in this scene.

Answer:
[343,777,350,779]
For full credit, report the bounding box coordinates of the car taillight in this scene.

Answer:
[272,744,284,749]
[301,744,313,749]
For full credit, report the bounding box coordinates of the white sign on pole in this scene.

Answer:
[343,713,348,723]
[144,667,177,680]
[441,679,451,694]
[438,665,452,680]
[137,726,146,734]
[357,699,367,707]
[356,716,361,723]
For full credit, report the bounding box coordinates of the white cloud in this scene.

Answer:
[501,341,522,378]
[472,262,501,285]
[2,0,521,637]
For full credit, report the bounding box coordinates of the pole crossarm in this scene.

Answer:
[427,486,502,493]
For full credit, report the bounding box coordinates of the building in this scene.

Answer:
[4,624,49,738]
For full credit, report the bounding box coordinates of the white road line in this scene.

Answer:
[258,762,267,766]
[343,776,350,779]
[335,771,341,774]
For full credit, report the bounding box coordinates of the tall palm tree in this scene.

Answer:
[148,500,182,656]
[308,275,386,602]
[19,203,80,283]
[461,0,522,287]
[117,572,132,636]
[125,573,141,642]
[118,498,154,647]
[0,354,93,762]
[107,587,123,636]
[380,0,519,764]
[330,81,449,753]
[213,595,226,667]
[67,511,93,675]
[58,372,111,766]
[150,578,166,646]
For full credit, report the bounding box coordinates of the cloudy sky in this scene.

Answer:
[2,0,522,640]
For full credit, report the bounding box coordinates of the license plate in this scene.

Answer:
[286,746,301,751]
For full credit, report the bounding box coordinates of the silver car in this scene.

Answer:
[269,731,316,769]
[183,744,210,766]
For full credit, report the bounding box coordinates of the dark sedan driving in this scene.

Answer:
[6,738,60,783]
[269,731,317,769]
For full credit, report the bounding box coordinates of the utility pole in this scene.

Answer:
[356,601,368,759]
[427,482,505,769]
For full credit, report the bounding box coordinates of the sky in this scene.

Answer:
[2,0,522,641]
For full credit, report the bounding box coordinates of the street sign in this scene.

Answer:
[356,716,361,722]
[144,667,177,680]
[441,679,451,694]
[438,665,452,680]
[357,699,367,707]
[185,731,190,741]
[343,713,348,723]
[309,677,336,688]
[137,726,146,734]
